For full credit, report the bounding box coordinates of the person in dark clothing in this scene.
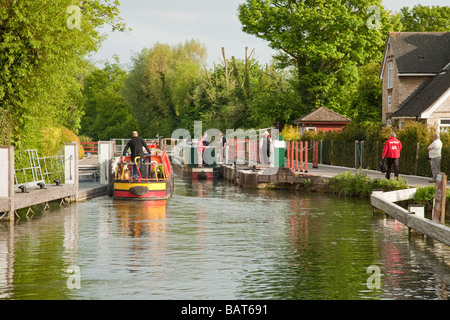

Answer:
[122,131,151,178]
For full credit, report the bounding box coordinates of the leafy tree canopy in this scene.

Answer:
[237,1,447,122]
[80,57,137,141]
[399,4,450,32]
[0,0,127,153]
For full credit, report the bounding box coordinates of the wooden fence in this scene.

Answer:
[370,176,450,246]
[80,141,98,154]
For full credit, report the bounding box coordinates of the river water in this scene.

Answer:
[0,177,449,300]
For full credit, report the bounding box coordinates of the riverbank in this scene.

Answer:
[220,163,449,217]
[221,162,444,190]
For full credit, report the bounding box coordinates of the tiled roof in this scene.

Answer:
[387,32,450,74]
[293,107,352,123]
[394,64,450,117]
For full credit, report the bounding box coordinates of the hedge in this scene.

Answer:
[299,121,449,178]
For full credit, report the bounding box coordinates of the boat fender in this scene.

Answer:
[197,171,207,180]
[129,186,149,196]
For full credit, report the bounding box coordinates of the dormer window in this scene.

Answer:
[387,61,394,89]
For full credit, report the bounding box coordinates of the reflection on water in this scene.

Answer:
[0,177,449,300]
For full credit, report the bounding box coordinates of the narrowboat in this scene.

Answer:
[112,148,174,200]
[171,139,221,180]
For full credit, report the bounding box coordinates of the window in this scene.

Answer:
[305,127,317,132]
[388,95,392,108]
[439,119,450,133]
[387,61,394,89]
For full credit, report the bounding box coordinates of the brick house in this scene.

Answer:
[379,32,450,132]
[293,107,352,134]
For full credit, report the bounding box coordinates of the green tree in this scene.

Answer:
[123,40,207,137]
[349,62,382,122]
[238,0,398,117]
[399,5,450,32]
[80,58,137,140]
[194,47,301,131]
[0,0,127,152]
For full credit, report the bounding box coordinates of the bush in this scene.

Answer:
[41,126,85,159]
[329,170,410,198]
[280,124,300,140]
[413,186,436,205]
[298,121,449,177]
[414,185,450,207]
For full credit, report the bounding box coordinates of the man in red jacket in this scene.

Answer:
[382,132,402,179]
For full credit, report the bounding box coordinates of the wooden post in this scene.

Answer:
[299,141,303,172]
[295,141,299,171]
[360,141,364,169]
[286,140,290,168]
[320,140,323,165]
[371,188,450,246]
[0,146,14,222]
[313,141,319,168]
[432,173,447,225]
[414,142,420,176]
[304,141,308,173]
[290,140,294,170]
[314,141,319,169]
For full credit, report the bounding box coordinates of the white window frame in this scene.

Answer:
[305,127,317,132]
[387,61,394,89]
[439,119,450,133]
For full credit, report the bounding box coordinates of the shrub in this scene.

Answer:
[297,121,448,178]
[42,126,85,159]
[329,170,409,198]
[280,124,300,140]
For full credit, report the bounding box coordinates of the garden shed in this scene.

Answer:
[293,107,352,135]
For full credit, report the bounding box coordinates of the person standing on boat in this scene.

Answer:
[197,132,209,167]
[260,131,271,164]
[382,132,402,180]
[122,131,151,179]
[427,133,442,182]
[218,133,227,164]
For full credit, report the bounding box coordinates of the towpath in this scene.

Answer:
[300,164,447,188]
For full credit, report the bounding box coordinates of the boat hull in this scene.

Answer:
[113,177,173,200]
[112,148,174,200]
[172,160,221,181]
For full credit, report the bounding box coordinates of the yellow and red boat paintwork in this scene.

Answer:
[113,181,168,199]
[113,149,174,200]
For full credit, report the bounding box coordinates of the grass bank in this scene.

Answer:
[327,170,450,214]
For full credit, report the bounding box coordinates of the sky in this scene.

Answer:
[90,0,450,69]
